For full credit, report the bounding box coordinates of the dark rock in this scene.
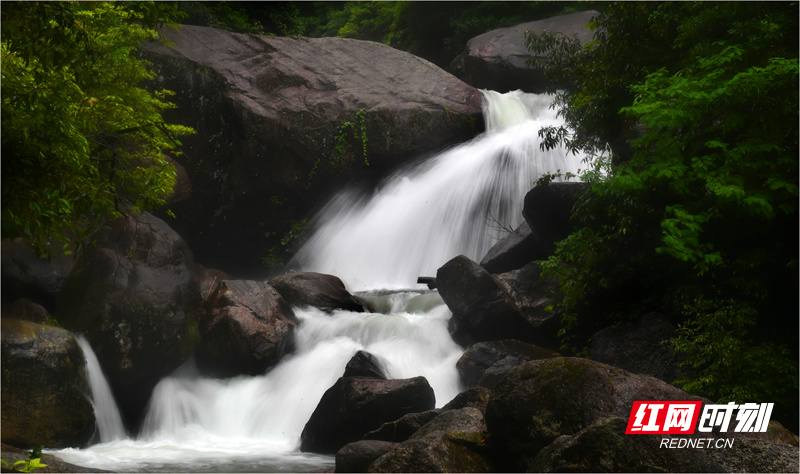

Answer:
[707,437,800,473]
[456,339,559,389]
[369,407,494,473]
[195,264,228,302]
[196,280,298,377]
[300,376,436,454]
[362,410,442,443]
[484,357,708,471]
[436,255,534,347]
[268,271,365,313]
[441,386,493,415]
[494,261,563,349]
[416,276,437,289]
[342,351,386,379]
[589,312,684,383]
[529,417,720,473]
[1,443,111,473]
[1,320,95,448]
[522,181,587,257]
[6,299,51,324]
[139,25,483,276]
[335,440,397,473]
[1,238,75,310]
[164,154,192,205]
[456,11,598,93]
[56,212,203,428]
[479,220,538,273]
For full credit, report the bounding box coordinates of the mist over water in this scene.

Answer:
[291,90,584,291]
[50,90,581,472]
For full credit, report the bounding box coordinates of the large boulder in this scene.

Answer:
[484,357,800,472]
[196,280,298,378]
[300,376,435,454]
[342,350,386,379]
[436,255,531,347]
[1,319,95,448]
[56,212,203,428]
[456,339,559,389]
[454,10,598,92]
[335,440,398,473]
[494,261,563,349]
[268,271,366,313]
[479,220,538,274]
[369,407,494,473]
[437,255,557,348]
[589,312,684,383]
[1,238,75,311]
[485,357,707,470]
[138,25,483,276]
[521,181,586,256]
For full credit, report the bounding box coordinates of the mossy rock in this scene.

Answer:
[1,319,95,449]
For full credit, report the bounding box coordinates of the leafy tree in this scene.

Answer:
[530,2,798,425]
[1,2,194,255]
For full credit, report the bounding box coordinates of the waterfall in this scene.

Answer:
[75,335,127,443]
[50,90,582,472]
[291,90,585,291]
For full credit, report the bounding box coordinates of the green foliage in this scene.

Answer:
[334,109,369,167]
[262,218,307,269]
[308,109,369,186]
[534,1,798,417]
[6,445,47,473]
[1,2,194,255]
[668,298,797,408]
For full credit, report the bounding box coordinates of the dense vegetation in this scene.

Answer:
[2,0,796,429]
[174,1,588,68]
[528,2,798,426]
[1,2,193,255]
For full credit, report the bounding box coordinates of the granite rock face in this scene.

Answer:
[139,25,483,275]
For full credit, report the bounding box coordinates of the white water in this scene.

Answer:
[291,90,584,291]
[50,90,582,472]
[75,335,127,443]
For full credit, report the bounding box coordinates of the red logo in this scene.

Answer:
[626,401,703,434]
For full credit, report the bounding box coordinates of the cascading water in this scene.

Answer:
[291,90,584,291]
[76,335,127,443]
[49,90,583,472]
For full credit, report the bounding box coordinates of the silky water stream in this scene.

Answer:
[51,90,584,472]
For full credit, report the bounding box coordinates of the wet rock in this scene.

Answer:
[529,417,720,473]
[589,312,684,383]
[56,212,203,427]
[442,386,493,415]
[484,357,708,471]
[268,271,366,313]
[1,319,95,448]
[196,280,298,377]
[335,440,397,473]
[521,181,586,257]
[300,376,435,454]
[436,255,534,347]
[195,264,228,302]
[6,298,51,324]
[342,351,386,379]
[494,262,563,349]
[0,443,111,473]
[139,25,483,276]
[455,10,598,92]
[457,339,560,389]
[479,220,538,274]
[1,238,75,310]
[362,410,442,443]
[369,407,494,473]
